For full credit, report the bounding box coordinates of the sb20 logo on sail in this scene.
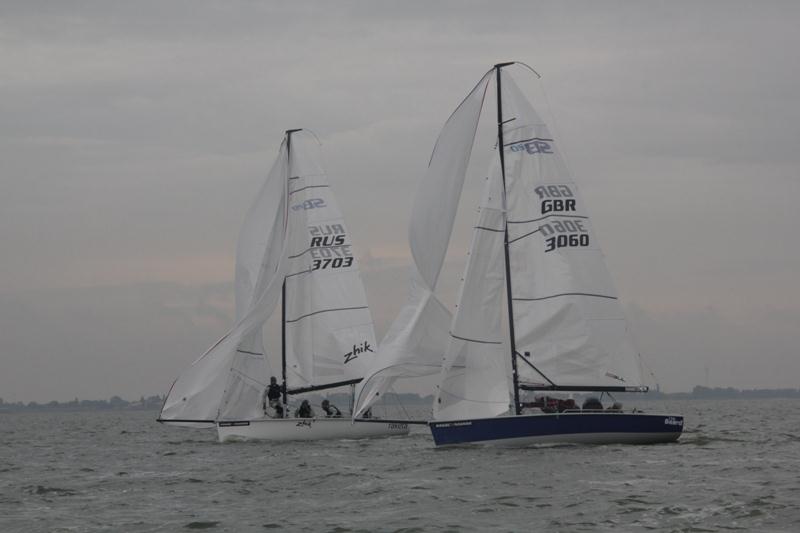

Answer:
[509,139,553,155]
[292,198,326,211]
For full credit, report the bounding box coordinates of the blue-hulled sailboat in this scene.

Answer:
[355,62,683,446]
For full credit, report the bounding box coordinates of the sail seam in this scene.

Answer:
[286,305,369,324]
[285,269,312,279]
[450,333,503,345]
[474,225,505,232]
[508,228,540,244]
[513,292,617,302]
[235,349,263,356]
[508,214,589,225]
[289,243,351,260]
[288,184,329,196]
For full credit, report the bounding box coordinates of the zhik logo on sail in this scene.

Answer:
[344,341,373,364]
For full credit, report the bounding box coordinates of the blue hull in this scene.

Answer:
[429,412,684,447]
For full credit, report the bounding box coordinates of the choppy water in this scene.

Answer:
[1,398,799,532]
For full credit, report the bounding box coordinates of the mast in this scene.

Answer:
[282,128,302,406]
[495,62,522,416]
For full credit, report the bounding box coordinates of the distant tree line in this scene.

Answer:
[0,395,165,412]
[622,386,800,400]
[682,386,800,399]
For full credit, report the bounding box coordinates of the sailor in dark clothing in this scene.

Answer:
[263,376,285,418]
[582,397,603,410]
[295,399,314,418]
[321,399,342,418]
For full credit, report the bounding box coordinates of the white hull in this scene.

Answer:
[217,417,410,442]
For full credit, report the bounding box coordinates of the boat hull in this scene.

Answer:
[428,412,683,447]
[217,417,410,442]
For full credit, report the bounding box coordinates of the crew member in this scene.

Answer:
[295,399,314,418]
[263,376,284,418]
[321,399,342,418]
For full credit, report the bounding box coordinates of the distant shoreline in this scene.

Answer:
[2,386,799,413]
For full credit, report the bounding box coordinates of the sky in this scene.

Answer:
[1,1,799,402]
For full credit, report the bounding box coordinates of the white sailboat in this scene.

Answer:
[354,63,683,446]
[158,129,408,442]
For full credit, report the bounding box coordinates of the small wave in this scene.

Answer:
[184,521,219,529]
[25,485,77,497]
[682,435,747,446]
[615,497,655,506]
[657,505,688,516]
[319,471,360,480]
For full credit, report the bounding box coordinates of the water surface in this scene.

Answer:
[1,398,799,531]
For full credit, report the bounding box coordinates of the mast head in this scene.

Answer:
[285,128,303,135]
[494,61,516,69]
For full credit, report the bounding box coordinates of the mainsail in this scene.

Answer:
[498,70,644,390]
[282,133,376,393]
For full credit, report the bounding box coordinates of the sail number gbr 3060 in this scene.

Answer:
[309,224,354,270]
[535,184,589,253]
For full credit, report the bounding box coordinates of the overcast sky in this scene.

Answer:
[1,1,799,402]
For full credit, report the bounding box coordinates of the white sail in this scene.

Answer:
[283,132,377,391]
[353,72,492,417]
[498,70,644,389]
[433,162,510,420]
[160,141,291,425]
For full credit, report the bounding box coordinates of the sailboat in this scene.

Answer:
[158,129,409,442]
[354,63,683,446]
